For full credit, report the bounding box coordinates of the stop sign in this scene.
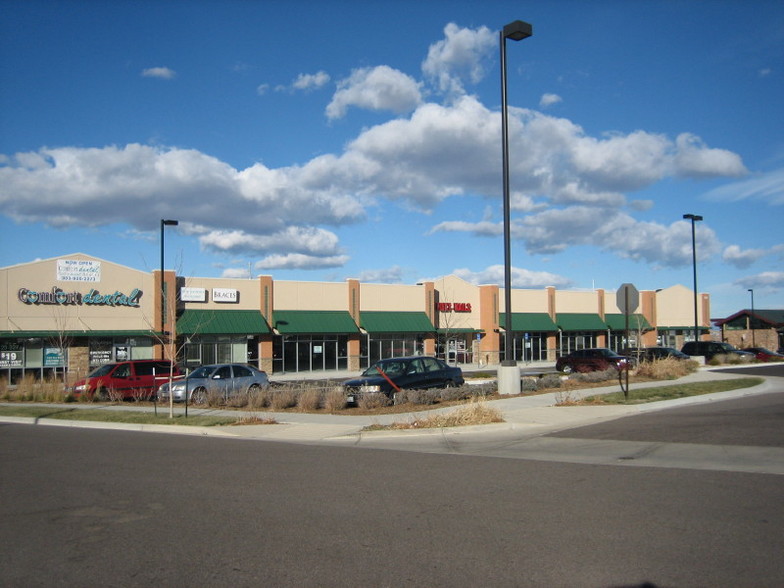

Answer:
[617,283,639,315]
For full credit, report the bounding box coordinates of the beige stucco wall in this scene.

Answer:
[656,284,705,326]
[359,283,424,311]
[507,288,549,313]
[554,289,600,313]
[434,275,483,330]
[274,280,347,311]
[179,276,261,310]
[2,254,153,332]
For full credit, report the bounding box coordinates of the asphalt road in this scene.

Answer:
[1,366,782,587]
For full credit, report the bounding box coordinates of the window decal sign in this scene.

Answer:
[57,259,101,282]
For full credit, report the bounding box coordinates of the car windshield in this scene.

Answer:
[189,366,215,379]
[363,360,406,377]
[717,342,737,351]
[87,364,116,377]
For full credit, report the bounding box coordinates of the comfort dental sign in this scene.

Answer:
[18,287,143,308]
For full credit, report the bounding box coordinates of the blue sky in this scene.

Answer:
[1,0,782,319]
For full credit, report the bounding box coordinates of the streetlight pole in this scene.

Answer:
[683,214,702,344]
[748,288,755,346]
[498,20,532,396]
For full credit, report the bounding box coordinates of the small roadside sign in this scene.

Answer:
[617,283,639,315]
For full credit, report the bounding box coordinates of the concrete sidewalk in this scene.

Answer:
[2,364,772,444]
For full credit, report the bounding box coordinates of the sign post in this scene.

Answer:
[616,283,639,400]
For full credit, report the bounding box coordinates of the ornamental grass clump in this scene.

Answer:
[0,375,70,403]
[636,357,698,380]
[322,386,347,412]
[296,388,321,412]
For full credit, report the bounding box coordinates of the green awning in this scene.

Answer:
[360,311,434,333]
[556,313,607,331]
[177,309,270,334]
[0,330,157,339]
[273,310,359,334]
[605,313,653,331]
[499,312,557,332]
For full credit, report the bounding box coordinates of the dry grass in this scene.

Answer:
[635,357,699,379]
[0,375,71,403]
[297,388,321,412]
[322,386,347,412]
[367,398,503,430]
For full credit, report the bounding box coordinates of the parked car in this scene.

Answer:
[157,363,270,404]
[555,348,634,374]
[343,356,464,402]
[71,360,180,400]
[742,347,784,362]
[621,346,690,362]
[681,341,754,362]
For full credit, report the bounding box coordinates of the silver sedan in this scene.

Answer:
[157,363,270,404]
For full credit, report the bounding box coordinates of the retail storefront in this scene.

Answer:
[1,254,712,380]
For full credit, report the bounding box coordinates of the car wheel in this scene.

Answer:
[248,383,260,394]
[561,365,574,375]
[95,387,108,401]
[444,380,457,388]
[191,387,208,405]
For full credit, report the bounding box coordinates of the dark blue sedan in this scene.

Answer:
[343,356,464,401]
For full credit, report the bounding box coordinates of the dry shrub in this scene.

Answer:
[247,387,270,410]
[233,413,278,426]
[297,388,321,412]
[269,387,298,410]
[536,374,562,390]
[358,392,390,410]
[401,389,439,405]
[571,368,617,384]
[395,399,503,429]
[636,357,698,380]
[226,393,250,408]
[323,386,347,412]
[708,353,750,366]
[106,387,125,403]
[2,375,70,402]
[438,385,472,403]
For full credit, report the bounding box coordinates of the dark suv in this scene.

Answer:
[681,341,754,362]
[621,347,689,362]
[555,348,633,374]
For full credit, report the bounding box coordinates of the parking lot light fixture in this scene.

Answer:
[498,19,532,395]
[683,214,702,344]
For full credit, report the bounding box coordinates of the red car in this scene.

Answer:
[742,347,784,362]
[71,360,181,400]
[555,348,634,374]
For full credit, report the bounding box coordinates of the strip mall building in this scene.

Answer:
[1,254,710,383]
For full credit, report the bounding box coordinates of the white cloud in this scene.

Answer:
[356,265,404,283]
[422,23,495,96]
[705,167,784,205]
[141,67,176,79]
[292,70,331,92]
[673,133,747,178]
[326,66,422,119]
[734,271,784,290]
[453,265,573,289]
[539,93,562,108]
[254,253,349,270]
[723,244,767,268]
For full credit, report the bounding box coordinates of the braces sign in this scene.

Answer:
[18,287,143,308]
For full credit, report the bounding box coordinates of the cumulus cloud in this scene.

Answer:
[141,67,176,79]
[254,253,349,270]
[326,66,422,119]
[0,24,751,275]
[734,271,784,290]
[422,23,495,96]
[539,93,562,108]
[292,70,331,91]
[453,265,573,289]
[356,265,404,283]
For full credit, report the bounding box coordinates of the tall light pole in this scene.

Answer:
[160,219,179,340]
[498,19,532,395]
[683,214,702,343]
[748,288,755,346]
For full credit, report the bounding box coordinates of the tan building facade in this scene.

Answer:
[1,254,710,383]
